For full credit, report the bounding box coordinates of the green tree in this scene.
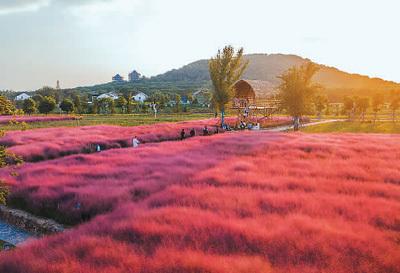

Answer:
[38,96,56,114]
[60,98,74,114]
[36,86,60,103]
[174,94,181,113]
[209,45,248,126]
[149,91,169,109]
[372,93,384,122]
[343,96,355,120]
[72,94,82,114]
[354,97,370,121]
[278,62,321,131]
[127,99,133,114]
[186,93,194,104]
[98,98,114,114]
[390,93,400,122]
[22,98,37,115]
[0,96,15,115]
[314,94,328,120]
[115,96,127,113]
[32,94,44,105]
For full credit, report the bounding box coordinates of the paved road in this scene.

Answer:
[263,119,341,132]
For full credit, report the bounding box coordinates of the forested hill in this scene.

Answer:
[152,54,400,100]
[71,54,400,101]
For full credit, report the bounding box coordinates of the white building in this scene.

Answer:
[14,93,31,101]
[97,92,119,100]
[132,92,148,103]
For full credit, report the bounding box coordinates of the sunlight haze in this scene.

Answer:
[0,0,398,90]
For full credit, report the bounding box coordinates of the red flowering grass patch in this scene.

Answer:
[0,132,399,272]
[0,119,223,162]
[0,115,77,125]
[0,117,293,162]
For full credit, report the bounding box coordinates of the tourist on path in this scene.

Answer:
[203,126,209,136]
[132,136,140,148]
[180,129,186,140]
[190,128,196,137]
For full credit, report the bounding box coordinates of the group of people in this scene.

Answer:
[238,121,260,130]
[180,126,218,140]
[94,124,226,152]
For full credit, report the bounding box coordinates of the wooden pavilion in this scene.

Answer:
[231,80,281,120]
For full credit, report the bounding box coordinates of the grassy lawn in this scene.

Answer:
[302,121,400,133]
[1,113,216,131]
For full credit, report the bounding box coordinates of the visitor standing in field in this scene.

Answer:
[203,126,209,136]
[180,129,186,140]
[190,128,196,137]
[132,136,140,148]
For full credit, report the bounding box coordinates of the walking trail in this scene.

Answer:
[263,119,342,132]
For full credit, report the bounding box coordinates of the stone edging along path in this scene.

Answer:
[0,205,64,236]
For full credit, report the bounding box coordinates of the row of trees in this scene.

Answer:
[342,93,400,122]
[21,96,57,115]
[13,89,212,115]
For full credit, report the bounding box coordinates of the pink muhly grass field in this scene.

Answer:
[0,115,77,124]
[1,117,293,162]
[0,119,222,162]
[0,131,399,272]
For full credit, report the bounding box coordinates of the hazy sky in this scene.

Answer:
[0,0,399,91]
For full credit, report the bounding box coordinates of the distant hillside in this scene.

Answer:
[68,54,400,102]
[152,54,400,101]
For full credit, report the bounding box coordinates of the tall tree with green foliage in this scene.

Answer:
[209,46,248,126]
[72,94,82,114]
[278,62,321,131]
[38,96,56,114]
[343,96,355,120]
[0,96,15,115]
[174,94,181,113]
[314,94,328,120]
[372,93,384,123]
[354,97,370,121]
[22,98,37,115]
[36,86,60,103]
[390,92,400,122]
[60,98,74,114]
[98,98,115,114]
[116,96,128,113]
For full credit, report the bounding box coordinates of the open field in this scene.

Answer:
[302,121,400,133]
[0,115,78,125]
[0,131,399,272]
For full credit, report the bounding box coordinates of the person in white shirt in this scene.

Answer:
[132,136,140,148]
[252,123,261,130]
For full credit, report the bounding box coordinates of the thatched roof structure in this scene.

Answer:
[233,80,276,98]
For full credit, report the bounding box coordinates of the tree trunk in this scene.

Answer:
[293,116,300,131]
[221,109,225,128]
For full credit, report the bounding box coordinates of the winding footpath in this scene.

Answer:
[264,119,342,132]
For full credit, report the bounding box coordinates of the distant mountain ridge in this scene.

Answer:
[152,54,400,99]
[69,53,400,102]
